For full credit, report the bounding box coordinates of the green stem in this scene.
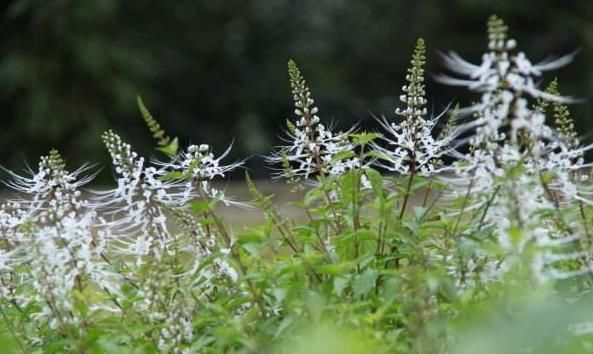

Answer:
[318,173,342,235]
[477,185,500,230]
[198,189,267,317]
[421,178,433,208]
[399,171,416,220]
[451,172,476,239]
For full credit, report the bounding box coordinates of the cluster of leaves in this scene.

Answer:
[2,16,593,354]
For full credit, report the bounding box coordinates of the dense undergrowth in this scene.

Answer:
[1,16,593,353]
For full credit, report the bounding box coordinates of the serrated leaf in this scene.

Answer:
[352,269,378,298]
[333,277,349,296]
[331,150,356,162]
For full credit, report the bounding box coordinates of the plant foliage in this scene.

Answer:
[1,16,593,354]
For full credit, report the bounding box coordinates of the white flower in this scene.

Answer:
[158,297,194,353]
[99,130,239,322]
[0,150,117,330]
[98,130,183,265]
[373,113,452,176]
[374,38,454,176]
[157,143,242,205]
[269,60,360,179]
[441,16,580,199]
[441,16,590,286]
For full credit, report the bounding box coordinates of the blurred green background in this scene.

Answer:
[1,0,592,179]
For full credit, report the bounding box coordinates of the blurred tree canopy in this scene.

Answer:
[1,0,592,179]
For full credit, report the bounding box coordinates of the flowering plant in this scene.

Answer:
[0,16,592,354]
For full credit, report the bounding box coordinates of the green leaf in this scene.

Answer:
[318,262,356,275]
[351,132,382,145]
[331,150,356,163]
[160,170,185,181]
[273,316,296,339]
[339,171,358,205]
[365,168,383,196]
[352,268,378,298]
[191,200,210,213]
[242,243,261,256]
[333,276,349,297]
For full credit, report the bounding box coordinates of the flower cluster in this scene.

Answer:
[440,16,576,170]
[99,130,183,265]
[440,16,590,284]
[0,150,115,334]
[374,38,454,176]
[1,16,593,352]
[98,130,242,347]
[157,298,194,353]
[161,143,242,204]
[269,59,359,179]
